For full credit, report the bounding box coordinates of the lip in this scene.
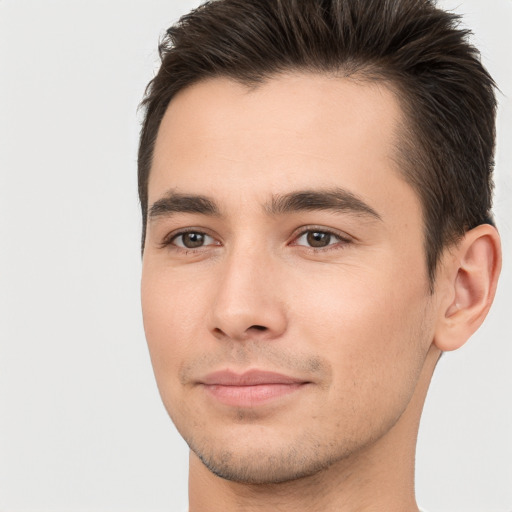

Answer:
[200,369,310,407]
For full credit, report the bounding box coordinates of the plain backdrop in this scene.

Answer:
[0,1,510,511]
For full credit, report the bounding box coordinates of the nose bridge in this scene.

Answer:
[209,238,287,341]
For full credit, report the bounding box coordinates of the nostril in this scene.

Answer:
[211,325,268,339]
[250,325,268,331]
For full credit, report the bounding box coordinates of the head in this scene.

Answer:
[138,0,501,488]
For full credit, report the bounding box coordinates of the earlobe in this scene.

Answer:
[433,224,501,352]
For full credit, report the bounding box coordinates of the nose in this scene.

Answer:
[208,245,288,342]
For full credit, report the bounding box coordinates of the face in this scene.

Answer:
[141,73,438,484]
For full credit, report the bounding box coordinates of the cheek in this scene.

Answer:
[141,263,206,387]
[290,264,431,412]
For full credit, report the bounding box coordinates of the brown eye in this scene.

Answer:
[293,229,350,250]
[306,231,331,247]
[173,232,213,249]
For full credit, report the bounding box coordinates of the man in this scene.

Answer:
[138,0,502,510]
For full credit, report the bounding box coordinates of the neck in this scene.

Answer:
[188,346,440,512]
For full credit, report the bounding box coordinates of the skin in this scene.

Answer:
[141,73,501,511]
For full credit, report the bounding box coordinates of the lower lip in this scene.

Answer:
[203,383,305,407]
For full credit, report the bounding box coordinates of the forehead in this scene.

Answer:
[149,73,417,220]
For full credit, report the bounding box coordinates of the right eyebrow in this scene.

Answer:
[148,191,220,220]
[266,188,382,220]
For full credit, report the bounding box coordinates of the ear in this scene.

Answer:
[433,224,502,352]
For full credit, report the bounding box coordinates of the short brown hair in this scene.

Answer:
[138,0,497,286]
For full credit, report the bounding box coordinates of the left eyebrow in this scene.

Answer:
[266,188,382,220]
[148,191,220,220]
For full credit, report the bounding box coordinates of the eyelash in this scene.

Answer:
[161,228,219,252]
[161,226,352,253]
[291,226,352,251]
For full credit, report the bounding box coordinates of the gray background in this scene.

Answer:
[0,1,510,511]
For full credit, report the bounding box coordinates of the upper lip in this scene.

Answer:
[200,369,307,386]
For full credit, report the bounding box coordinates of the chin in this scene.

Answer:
[194,445,337,484]
[181,422,360,485]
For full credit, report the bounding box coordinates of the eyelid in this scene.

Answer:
[159,225,353,251]
[161,227,221,249]
[289,225,353,248]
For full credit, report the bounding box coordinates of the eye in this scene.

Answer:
[171,231,216,249]
[294,229,348,249]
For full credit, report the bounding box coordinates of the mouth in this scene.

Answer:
[199,369,310,407]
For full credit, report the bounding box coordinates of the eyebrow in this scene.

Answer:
[148,187,381,222]
[267,188,382,220]
[148,191,220,220]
